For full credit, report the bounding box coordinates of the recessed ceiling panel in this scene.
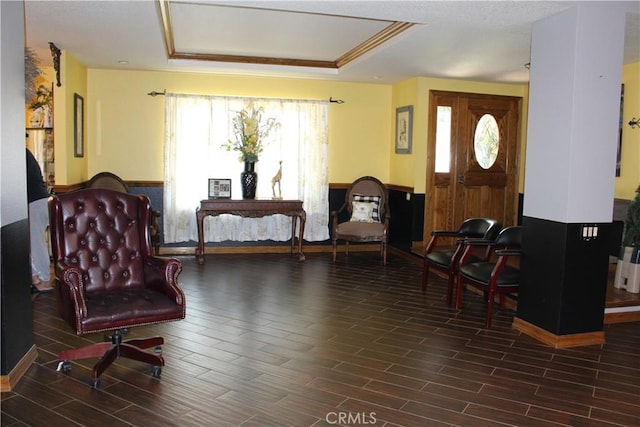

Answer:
[167,2,400,66]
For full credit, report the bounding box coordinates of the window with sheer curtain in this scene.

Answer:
[163,94,329,244]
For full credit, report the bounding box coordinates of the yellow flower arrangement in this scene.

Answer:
[223,103,278,163]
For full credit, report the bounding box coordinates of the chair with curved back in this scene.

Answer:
[422,218,502,305]
[456,225,522,328]
[48,188,186,387]
[87,172,162,255]
[332,176,390,264]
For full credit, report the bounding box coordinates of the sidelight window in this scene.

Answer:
[435,106,451,173]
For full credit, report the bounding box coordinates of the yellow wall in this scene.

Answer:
[53,55,638,199]
[389,78,420,188]
[53,51,87,185]
[86,69,391,183]
[616,62,640,199]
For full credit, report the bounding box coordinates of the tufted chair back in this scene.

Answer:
[49,188,152,294]
[85,171,162,255]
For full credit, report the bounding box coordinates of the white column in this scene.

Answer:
[524,3,626,223]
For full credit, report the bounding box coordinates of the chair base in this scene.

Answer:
[57,330,164,387]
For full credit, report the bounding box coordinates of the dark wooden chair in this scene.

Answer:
[421,218,502,305]
[86,172,162,255]
[48,188,186,387]
[456,225,522,328]
[332,176,390,264]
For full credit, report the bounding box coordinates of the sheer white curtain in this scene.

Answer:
[164,94,329,243]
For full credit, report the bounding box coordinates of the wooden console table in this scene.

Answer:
[195,199,306,264]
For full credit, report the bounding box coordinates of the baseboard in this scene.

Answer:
[512,317,605,348]
[0,345,38,392]
[159,244,382,256]
[604,308,640,324]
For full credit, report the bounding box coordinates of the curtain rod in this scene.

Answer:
[147,89,344,104]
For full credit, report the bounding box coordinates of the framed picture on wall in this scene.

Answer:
[395,105,413,154]
[208,178,232,199]
[73,93,84,158]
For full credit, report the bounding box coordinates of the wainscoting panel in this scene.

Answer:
[1,219,35,378]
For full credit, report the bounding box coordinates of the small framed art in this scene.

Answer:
[395,105,413,154]
[208,178,232,199]
[73,93,84,157]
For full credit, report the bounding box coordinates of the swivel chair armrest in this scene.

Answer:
[143,256,185,305]
[55,261,88,321]
[55,261,86,294]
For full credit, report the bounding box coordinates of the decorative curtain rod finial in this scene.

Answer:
[329,97,344,104]
[49,42,61,87]
[148,89,166,97]
[629,117,639,129]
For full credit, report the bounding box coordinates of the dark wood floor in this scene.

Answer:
[2,251,639,426]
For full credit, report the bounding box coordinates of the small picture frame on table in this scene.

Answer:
[208,178,231,199]
[395,105,413,154]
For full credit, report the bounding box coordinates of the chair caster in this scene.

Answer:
[90,378,100,389]
[151,366,162,378]
[56,360,71,373]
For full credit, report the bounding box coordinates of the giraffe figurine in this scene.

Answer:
[271,161,283,199]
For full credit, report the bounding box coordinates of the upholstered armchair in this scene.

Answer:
[48,188,186,388]
[332,176,390,264]
[86,171,162,255]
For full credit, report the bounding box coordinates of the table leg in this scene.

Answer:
[196,210,205,265]
[290,216,296,255]
[297,211,306,261]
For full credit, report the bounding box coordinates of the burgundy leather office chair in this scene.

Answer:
[48,188,186,388]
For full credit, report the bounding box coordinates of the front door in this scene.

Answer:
[424,90,521,242]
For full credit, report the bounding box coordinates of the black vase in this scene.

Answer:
[241,161,257,199]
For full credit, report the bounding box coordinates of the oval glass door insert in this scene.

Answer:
[474,114,499,169]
